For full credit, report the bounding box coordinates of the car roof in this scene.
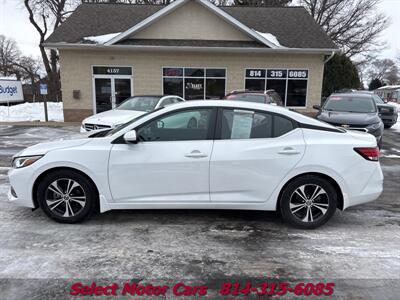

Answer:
[330,92,373,98]
[128,95,183,98]
[229,92,267,96]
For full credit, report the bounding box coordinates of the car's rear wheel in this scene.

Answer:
[37,170,97,223]
[280,175,337,229]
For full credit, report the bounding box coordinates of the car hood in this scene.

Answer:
[317,110,380,126]
[82,109,147,127]
[14,139,90,158]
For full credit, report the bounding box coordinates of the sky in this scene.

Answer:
[0,0,399,60]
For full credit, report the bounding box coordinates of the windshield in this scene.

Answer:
[226,94,266,103]
[372,94,385,104]
[104,112,152,137]
[323,95,376,113]
[116,96,161,112]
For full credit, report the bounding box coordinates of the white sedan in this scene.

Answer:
[8,101,383,229]
[80,95,184,132]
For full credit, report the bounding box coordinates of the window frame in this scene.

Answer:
[162,67,227,100]
[244,68,309,109]
[214,107,298,140]
[132,106,218,143]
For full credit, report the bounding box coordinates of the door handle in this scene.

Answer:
[184,150,208,158]
[278,147,300,155]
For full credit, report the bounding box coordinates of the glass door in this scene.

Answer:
[94,78,112,113]
[114,78,132,107]
[92,66,133,114]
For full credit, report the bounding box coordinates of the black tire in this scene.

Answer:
[384,124,392,129]
[280,175,337,229]
[37,169,98,223]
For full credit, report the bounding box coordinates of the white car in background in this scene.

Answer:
[80,95,184,132]
[9,101,383,229]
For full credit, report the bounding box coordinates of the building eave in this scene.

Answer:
[43,42,338,55]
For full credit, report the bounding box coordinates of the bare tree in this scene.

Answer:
[23,0,80,101]
[299,0,389,58]
[367,58,399,85]
[0,35,21,77]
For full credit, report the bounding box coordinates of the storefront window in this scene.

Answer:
[163,67,226,100]
[163,78,183,98]
[244,68,309,107]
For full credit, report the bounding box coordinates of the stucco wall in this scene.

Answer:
[132,1,252,41]
[59,49,325,121]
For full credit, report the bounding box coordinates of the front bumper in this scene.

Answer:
[7,167,36,208]
[381,115,398,126]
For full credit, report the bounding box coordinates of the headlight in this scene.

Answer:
[12,155,43,169]
[367,122,381,131]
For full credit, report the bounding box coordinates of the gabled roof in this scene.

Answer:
[45,1,337,51]
[105,0,278,48]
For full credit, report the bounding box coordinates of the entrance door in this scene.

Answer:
[92,66,133,113]
[114,78,132,106]
[94,78,112,113]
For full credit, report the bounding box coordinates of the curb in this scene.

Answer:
[0,122,80,127]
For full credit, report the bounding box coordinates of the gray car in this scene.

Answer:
[314,93,384,147]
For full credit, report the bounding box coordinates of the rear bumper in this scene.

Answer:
[343,163,383,210]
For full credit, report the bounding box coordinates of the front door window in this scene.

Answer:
[94,78,112,113]
[137,108,214,142]
[114,78,132,107]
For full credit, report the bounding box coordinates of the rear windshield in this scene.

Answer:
[323,95,376,113]
[226,94,266,104]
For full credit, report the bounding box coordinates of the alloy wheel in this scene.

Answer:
[45,178,87,218]
[289,184,329,223]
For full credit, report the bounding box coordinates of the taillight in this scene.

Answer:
[354,147,380,161]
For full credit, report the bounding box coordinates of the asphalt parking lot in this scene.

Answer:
[0,125,399,299]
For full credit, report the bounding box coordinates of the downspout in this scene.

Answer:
[323,51,335,63]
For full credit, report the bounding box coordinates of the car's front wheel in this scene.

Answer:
[37,169,97,223]
[280,175,337,229]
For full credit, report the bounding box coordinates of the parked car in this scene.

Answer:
[80,95,185,132]
[8,100,383,229]
[354,91,398,129]
[224,90,283,106]
[314,93,384,148]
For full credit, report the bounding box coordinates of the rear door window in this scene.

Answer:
[219,109,295,139]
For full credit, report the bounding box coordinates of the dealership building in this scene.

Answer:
[44,0,337,122]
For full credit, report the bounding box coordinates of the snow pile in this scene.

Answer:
[254,30,283,48]
[0,102,64,122]
[83,32,121,44]
[388,102,400,133]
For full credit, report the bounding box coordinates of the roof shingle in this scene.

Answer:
[45,3,336,49]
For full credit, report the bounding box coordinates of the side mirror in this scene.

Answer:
[123,130,137,143]
[313,104,321,110]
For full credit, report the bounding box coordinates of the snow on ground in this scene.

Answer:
[83,32,121,44]
[0,102,64,122]
[388,102,400,133]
